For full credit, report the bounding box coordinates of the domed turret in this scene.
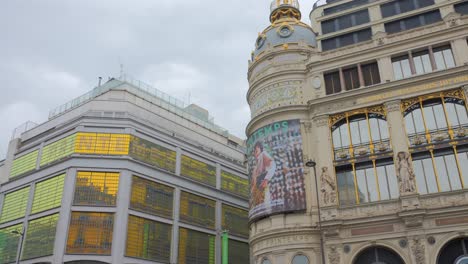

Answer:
[252,0,316,59]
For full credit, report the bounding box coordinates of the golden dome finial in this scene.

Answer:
[269,0,301,23]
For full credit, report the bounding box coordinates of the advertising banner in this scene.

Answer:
[247,119,306,220]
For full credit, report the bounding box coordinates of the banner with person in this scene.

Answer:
[247,119,306,220]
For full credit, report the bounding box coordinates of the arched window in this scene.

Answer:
[292,254,309,264]
[438,237,468,264]
[331,107,398,205]
[353,246,405,264]
[403,91,468,194]
[262,258,272,264]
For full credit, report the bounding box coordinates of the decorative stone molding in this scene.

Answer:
[302,121,313,133]
[444,12,462,28]
[384,100,401,113]
[372,31,387,46]
[252,234,318,252]
[320,167,337,206]
[411,238,426,264]
[328,246,341,264]
[313,115,329,127]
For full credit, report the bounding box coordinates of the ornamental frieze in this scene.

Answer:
[250,80,303,117]
[252,234,316,252]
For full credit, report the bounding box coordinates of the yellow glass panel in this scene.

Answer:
[66,212,114,255]
[222,204,249,237]
[95,133,112,154]
[109,134,130,155]
[221,170,249,198]
[130,176,173,218]
[126,215,171,262]
[22,214,59,260]
[40,134,76,166]
[74,132,97,154]
[179,192,215,229]
[74,171,120,206]
[0,187,30,223]
[180,155,216,186]
[10,150,38,178]
[178,228,215,264]
[0,223,23,263]
[129,136,176,172]
[31,174,65,214]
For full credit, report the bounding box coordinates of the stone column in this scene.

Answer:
[451,38,468,67]
[377,57,393,83]
[176,147,182,176]
[53,168,77,263]
[385,100,409,153]
[111,170,132,264]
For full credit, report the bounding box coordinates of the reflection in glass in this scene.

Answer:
[366,168,379,202]
[386,165,399,199]
[74,171,120,206]
[22,214,59,260]
[337,171,356,205]
[445,154,462,190]
[292,255,310,264]
[413,160,428,194]
[423,158,439,193]
[356,169,368,203]
[377,166,390,200]
[435,156,451,192]
[458,152,468,188]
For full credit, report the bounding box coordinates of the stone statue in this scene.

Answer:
[396,152,417,193]
[321,167,337,206]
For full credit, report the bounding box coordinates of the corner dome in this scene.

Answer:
[252,0,317,59]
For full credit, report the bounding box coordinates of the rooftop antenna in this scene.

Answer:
[98,77,102,87]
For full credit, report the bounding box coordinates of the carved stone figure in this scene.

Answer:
[321,167,337,206]
[396,152,417,194]
[411,238,426,264]
[328,246,340,264]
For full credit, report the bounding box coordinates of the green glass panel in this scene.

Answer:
[179,192,215,229]
[66,212,114,255]
[222,204,249,238]
[40,134,76,166]
[0,223,23,264]
[10,150,38,178]
[22,214,59,260]
[73,171,120,206]
[178,228,215,264]
[0,187,30,223]
[129,136,176,172]
[130,176,174,218]
[180,155,216,186]
[31,174,65,214]
[226,239,249,264]
[221,170,249,198]
[125,215,172,262]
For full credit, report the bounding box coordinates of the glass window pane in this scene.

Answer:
[379,119,389,140]
[445,154,462,190]
[0,224,23,263]
[350,121,361,145]
[370,119,381,142]
[226,240,249,264]
[386,165,400,199]
[292,255,310,264]
[405,114,416,135]
[126,215,172,262]
[433,104,448,129]
[356,169,369,203]
[22,214,59,260]
[359,120,370,143]
[181,155,217,186]
[222,205,249,238]
[434,51,446,70]
[413,160,428,194]
[337,171,356,205]
[423,158,438,193]
[457,152,468,188]
[456,104,468,126]
[414,56,424,75]
[180,192,216,229]
[130,176,174,218]
[422,54,433,73]
[0,187,30,223]
[423,106,437,131]
[74,171,120,206]
[443,49,455,68]
[393,61,403,80]
[129,136,177,173]
[178,228,215,264]
[377,166,390,200]
[401,59,412,78]
[40,134,77,166]
[366,168,379,202]
[333,128,342,148]
[221,171,249,198]
[340,125,350,147]
[413,109,426,133]
[446,103,460,127]
[31,174,65,214]
[10,150,39,178]
[66,212,114,255]
[434,156,450,192]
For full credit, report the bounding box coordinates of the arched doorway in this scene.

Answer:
[353,246,405,264]
[438,237,468,264]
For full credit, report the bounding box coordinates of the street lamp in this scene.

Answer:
[305,159,327,264]
[10,227,25,264]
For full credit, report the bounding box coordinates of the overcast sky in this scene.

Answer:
[0,0,315,158]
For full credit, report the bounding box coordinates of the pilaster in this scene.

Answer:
[385,100,409,153]
[170,188,181,264]
[377,56,393,83]
[111,170,132,264]
[452,38,468,67]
